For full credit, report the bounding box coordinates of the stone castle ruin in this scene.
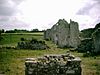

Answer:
[25,54,82,75]
[25,19,83,75]
[44,19,80,48]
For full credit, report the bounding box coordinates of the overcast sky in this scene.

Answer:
[0,0,100,30]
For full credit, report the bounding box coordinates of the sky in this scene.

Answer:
[0,0,100,31]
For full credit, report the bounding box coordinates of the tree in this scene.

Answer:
[0,29,4,33]
[0,29,4,41]
[95,23,100,30]
[31,29,39,32]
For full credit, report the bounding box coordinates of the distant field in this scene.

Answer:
[2,32,44,35]
[0,32,43,46]
[0,33,100,75]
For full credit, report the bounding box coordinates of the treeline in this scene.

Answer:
[80,23,100,38]
[0,29,44,33]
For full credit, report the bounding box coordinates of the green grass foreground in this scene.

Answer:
[0,32,100,75]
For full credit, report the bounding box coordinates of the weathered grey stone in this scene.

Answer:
[56,19,70,47]
[93,28,100,53]
[44,19,80,48]
[69,19,80,48]
[25,58,36,61]
[44,29,51,40]
[50,25,58,44]
[25,54,82,75]
[17,38,49,50]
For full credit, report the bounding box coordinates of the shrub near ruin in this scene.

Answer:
[77,38,94,53]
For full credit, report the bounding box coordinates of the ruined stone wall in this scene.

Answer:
[44,29,51,40]
[93,28,100,53]
[69,20,80,48]
[17,38,49,50]
[44,19,80,48]
[56,19,70,47]
[25,54,82,75]
[50,25,58,44]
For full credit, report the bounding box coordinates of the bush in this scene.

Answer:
[45,39,50,41]
[80,28,95,38]
[39,41,45,44]
[77,38,94,53]
[31,38,38,43]
[20,38,25,41]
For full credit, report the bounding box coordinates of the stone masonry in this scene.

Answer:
[93,28,100,53]
[44,19,80,48]
[25,54,82,75]
[44,29,51,40]
[69,19,80,47]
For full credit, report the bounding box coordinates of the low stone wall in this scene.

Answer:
[25,54,82,75]
[17,38,49,50]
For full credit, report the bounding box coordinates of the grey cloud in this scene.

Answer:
[0,0,25,5]
[12,0,25,5]
[0,0,25,16]
[77,3,94,15]
[0,0,25,24]
[77,0,100,15]
[76,0,100,30]
[0,20,30,30]
[0,0,7,4]
[0,6,16,16]
[0,16,10,22]
[93,0,100,3]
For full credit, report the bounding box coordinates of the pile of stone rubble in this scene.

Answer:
[17,38,49,50]
[25,54,82,75]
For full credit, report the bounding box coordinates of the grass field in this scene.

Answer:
[0,32,100,75]
[0,32,43,46]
